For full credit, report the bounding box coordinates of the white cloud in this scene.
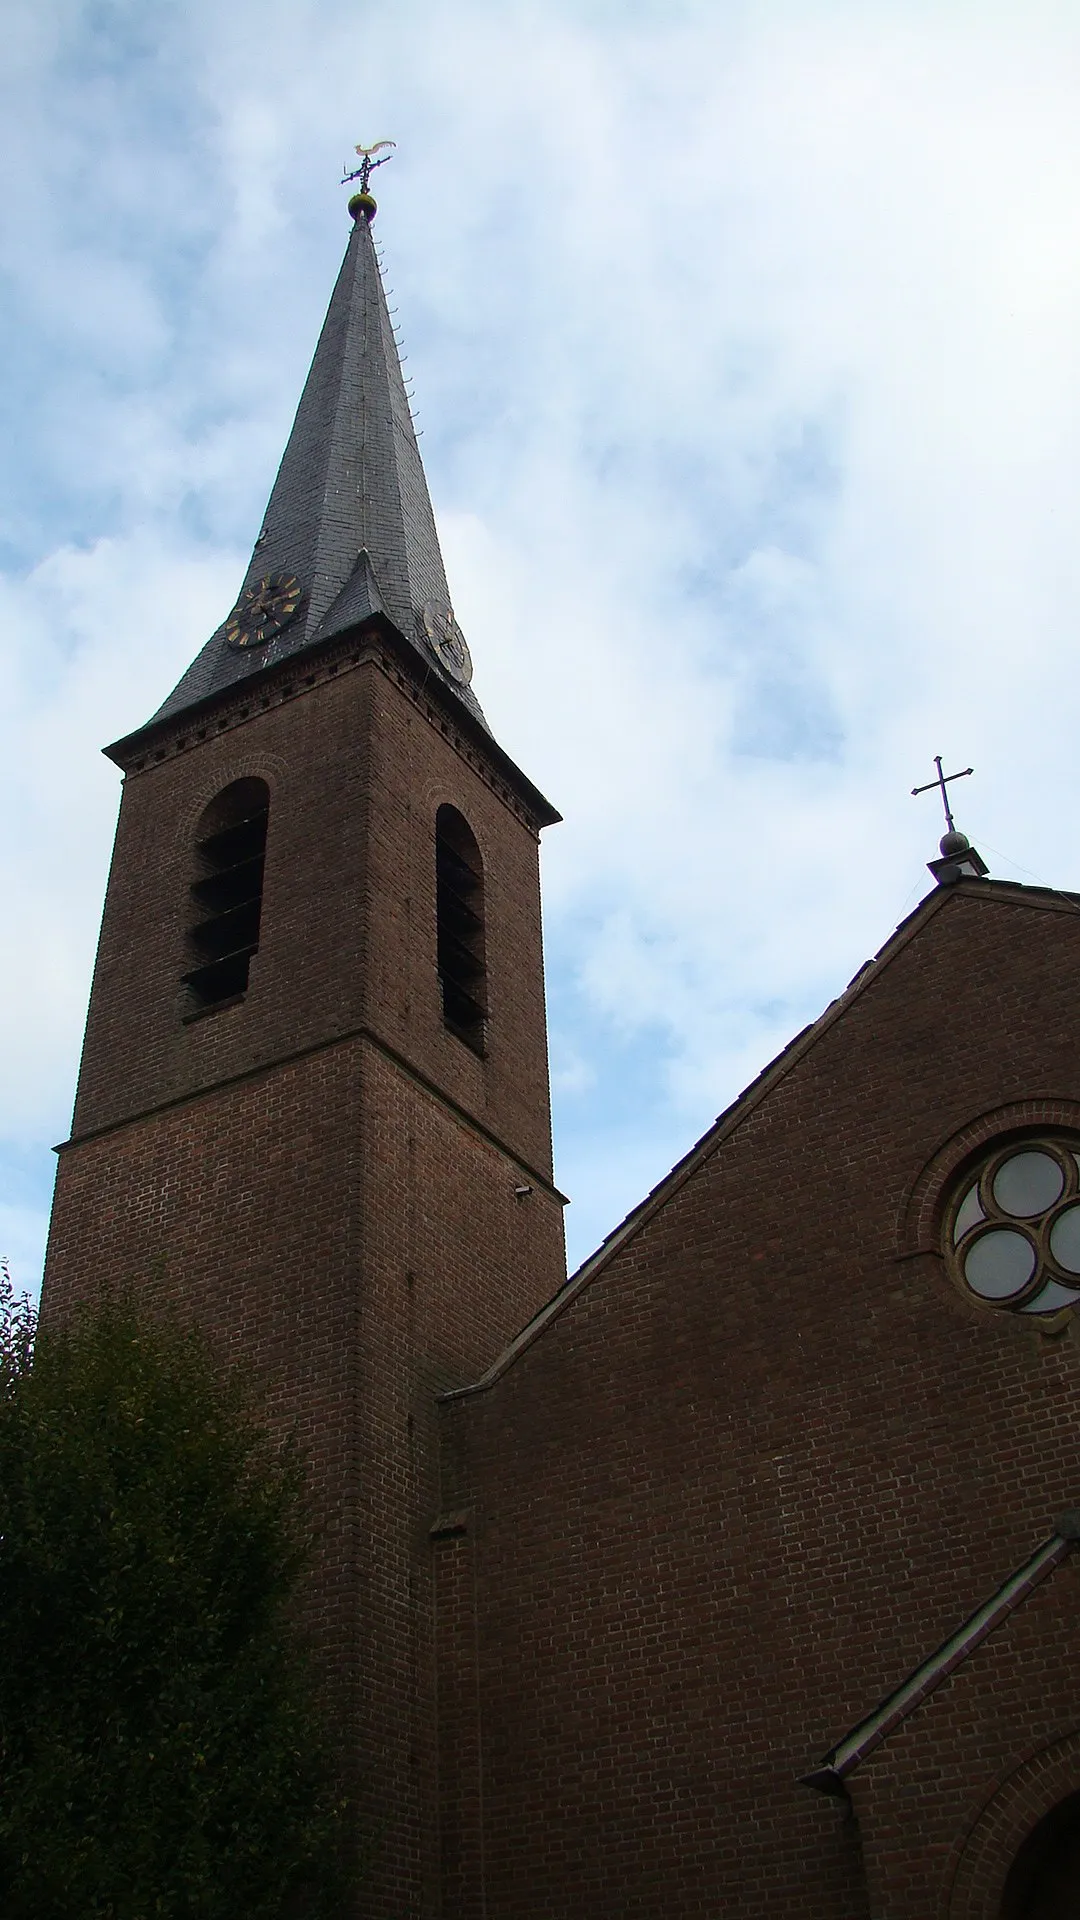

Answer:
[4,0,1080,1282]
[0,534,237,1132]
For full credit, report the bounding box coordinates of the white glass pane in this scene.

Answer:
[1049,1204,1080,1273]
[953,1185,985,1243]
[964,1229,1036,1300]
[992,1150,1063,1218]
[1019,1279,1080,1314]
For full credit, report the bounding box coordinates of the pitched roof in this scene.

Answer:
[143,207,488,735]
[443,877,1080,1400]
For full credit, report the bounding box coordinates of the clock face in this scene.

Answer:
[420,601,473,685]
[225,573,303,650]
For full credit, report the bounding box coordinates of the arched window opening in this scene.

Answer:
[436,805,486,1054]
[1001,1789,1080,1919]
[182,778,270,1011]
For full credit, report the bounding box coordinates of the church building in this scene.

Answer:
[43,171,1080,1920]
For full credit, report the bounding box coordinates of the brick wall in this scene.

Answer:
[70,634,556,1181]
[436,886,1080,1918]
[850,1562,1080,1918]
[44,633,566,1919]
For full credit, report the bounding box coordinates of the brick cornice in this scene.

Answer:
[107,615,559,834]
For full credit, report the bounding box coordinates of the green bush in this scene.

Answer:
[0,1271,348,1919]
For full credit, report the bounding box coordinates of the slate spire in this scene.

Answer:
[150,197,486,729]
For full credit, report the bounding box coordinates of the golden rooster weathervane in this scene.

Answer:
[341,139,395,223]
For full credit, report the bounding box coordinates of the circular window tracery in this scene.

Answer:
[948,1139,1080,1320]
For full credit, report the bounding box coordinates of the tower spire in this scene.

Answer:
[148,161,486,732]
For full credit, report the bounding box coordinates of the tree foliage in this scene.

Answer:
[0,1270,348,1919]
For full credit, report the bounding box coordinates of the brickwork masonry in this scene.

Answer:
[44,646,565,1920]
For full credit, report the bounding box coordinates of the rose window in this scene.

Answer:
[949,1140,1080,1319]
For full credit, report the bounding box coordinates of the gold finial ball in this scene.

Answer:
[348,191,378,222]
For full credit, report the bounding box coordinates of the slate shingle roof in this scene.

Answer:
[147,209,488,732]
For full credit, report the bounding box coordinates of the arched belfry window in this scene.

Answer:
[435,805,486,1053]
[182,778,270,1011]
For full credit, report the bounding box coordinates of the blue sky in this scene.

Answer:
[5,0,1080,1291]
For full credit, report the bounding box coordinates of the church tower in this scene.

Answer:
[43,179,566,1915]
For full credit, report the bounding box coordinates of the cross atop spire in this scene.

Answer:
[141,165,487,737]
[912,755,989,886]
[911,756,973,835]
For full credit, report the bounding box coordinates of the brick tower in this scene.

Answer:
[42,182,566,1915]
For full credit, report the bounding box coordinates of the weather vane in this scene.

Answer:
[341,139,396,194]
[911,755,973,836]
